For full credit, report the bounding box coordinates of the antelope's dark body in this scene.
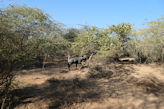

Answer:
[68,56,86,70]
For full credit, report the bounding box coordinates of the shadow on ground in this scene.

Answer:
[10,77,102,109]
[10,62,164,109]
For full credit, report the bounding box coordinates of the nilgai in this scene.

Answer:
[67,55,87,70]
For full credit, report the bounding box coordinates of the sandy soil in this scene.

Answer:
[12,61,164,109]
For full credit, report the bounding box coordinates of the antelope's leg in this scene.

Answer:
[68,63,70,71]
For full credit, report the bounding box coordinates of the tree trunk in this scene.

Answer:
[87,53,93,66]
[1,97,6,109]
[42,53,47,71]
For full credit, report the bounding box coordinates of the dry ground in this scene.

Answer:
[11,60,164,109]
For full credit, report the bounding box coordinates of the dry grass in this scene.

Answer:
[10,60,164,109]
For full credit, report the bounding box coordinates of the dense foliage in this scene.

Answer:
[0,5,164,108]
[0,6,69,108]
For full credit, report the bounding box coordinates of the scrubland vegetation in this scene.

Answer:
[0,6,164,109]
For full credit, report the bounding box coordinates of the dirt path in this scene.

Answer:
[12,62,164,109]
